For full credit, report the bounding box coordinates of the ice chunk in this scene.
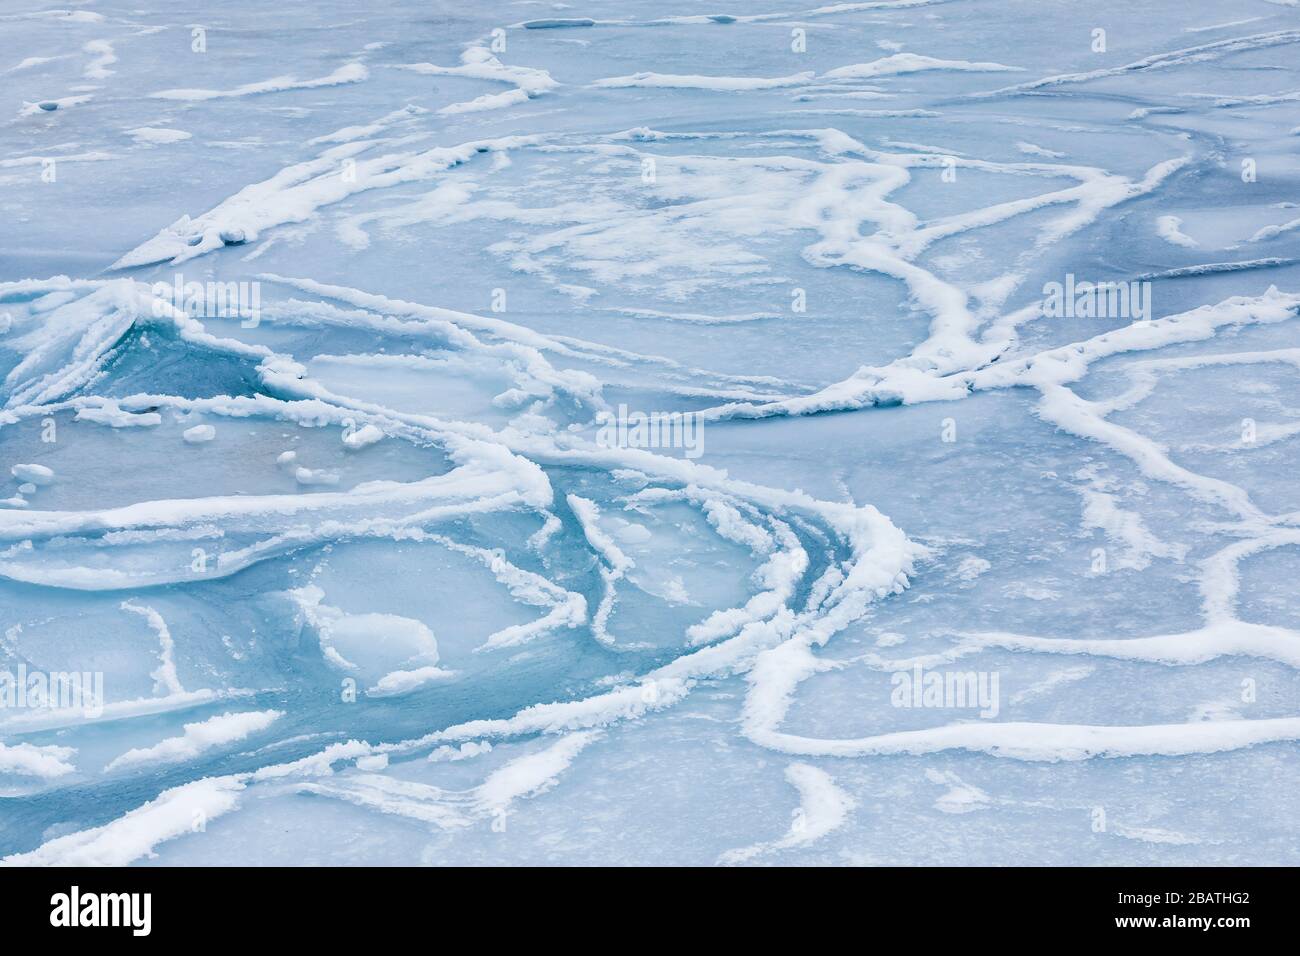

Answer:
[10,463,54,485]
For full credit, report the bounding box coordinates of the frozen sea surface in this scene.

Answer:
[1,0,1299,865]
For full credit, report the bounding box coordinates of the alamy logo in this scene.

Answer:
[0,664,103,718]
[1041,273,1151,321]
[152,272,262,328]
[50,886,151,936]
[595,403,705,459]
[890,664,1000,718]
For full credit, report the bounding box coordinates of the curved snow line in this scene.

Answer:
[686,517,807,646]
[111,132,537,269]
[399,46,556,115]
[750,717,1300,761]
[295,731,602,829]
[1033,383,1264,522]
[593,71,815,91]
[824,54,1022,80]
[150,62,369,101]
[567,494,631,645]
[105,710,283,772]
[960,621,1300,668]
[1135,257,1299,280]
[120,600,184,695]
[0,741,77,779]
[1,775,247,866]
[0,463,543,542]
[971,30,1300,99]
[718,763,855,863]
[1250,217,1300,243]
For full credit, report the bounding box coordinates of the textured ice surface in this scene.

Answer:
[1,0,1299,866]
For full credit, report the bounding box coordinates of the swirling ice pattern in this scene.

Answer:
[1,0,1299,865]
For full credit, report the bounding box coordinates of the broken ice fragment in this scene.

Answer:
[11,463,54,485]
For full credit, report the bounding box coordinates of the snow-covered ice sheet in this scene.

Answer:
[1,0,1299,866]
